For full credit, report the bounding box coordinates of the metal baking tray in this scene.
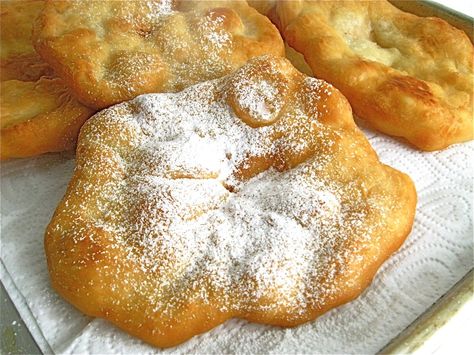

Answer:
[1,1,472,354]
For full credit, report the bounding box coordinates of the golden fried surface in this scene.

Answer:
[45,56,416,348]
[0,0,53,81]
[258,0,474,151]
[1,78,94,159]
[33,0,285,109]
[0,0,94,159]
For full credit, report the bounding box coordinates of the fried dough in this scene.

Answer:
[33,0,285,109]
[0,0,94,159]
[45,56,416,348]
[1,78,94,159]
[255,0,473,151]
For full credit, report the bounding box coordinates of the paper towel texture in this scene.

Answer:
[1,131,473,354]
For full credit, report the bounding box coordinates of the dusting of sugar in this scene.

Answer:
[234,79,279,124]
[122,0,175,25]
[55,57,388,326]
[199,11,231,50]
[144,0,174,19]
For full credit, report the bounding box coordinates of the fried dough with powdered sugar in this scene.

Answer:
[45,56,416,348]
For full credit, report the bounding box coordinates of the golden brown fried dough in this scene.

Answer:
[0,0,53,81]
[45,56,416,348]
[0,0,94,159]
[33,0,285,109]
[256,0,473,151]
[1,78,94,159]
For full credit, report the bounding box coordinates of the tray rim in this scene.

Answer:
[379,269,473,354]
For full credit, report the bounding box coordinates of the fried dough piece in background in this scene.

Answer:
[251,0,473,151]
[0,0,53,81]
[32,0,285,109]
[0,0,94,160]
[45,56,416,348]
[1,78,94,159]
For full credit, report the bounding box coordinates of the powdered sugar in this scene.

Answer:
[52,57,397,335]
[199,11,231,50]
[234,79,280,125]
[144,0,175,20]
[121,0,176,30]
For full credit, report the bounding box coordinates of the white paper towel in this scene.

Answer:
[1,129,473,354]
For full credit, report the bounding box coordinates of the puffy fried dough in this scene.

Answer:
[45,56,416,348]
[0,0,53,81]
[258,0,474,151]
[0,0,94,159]
[1,78,94,159]
[32,0,284,109]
